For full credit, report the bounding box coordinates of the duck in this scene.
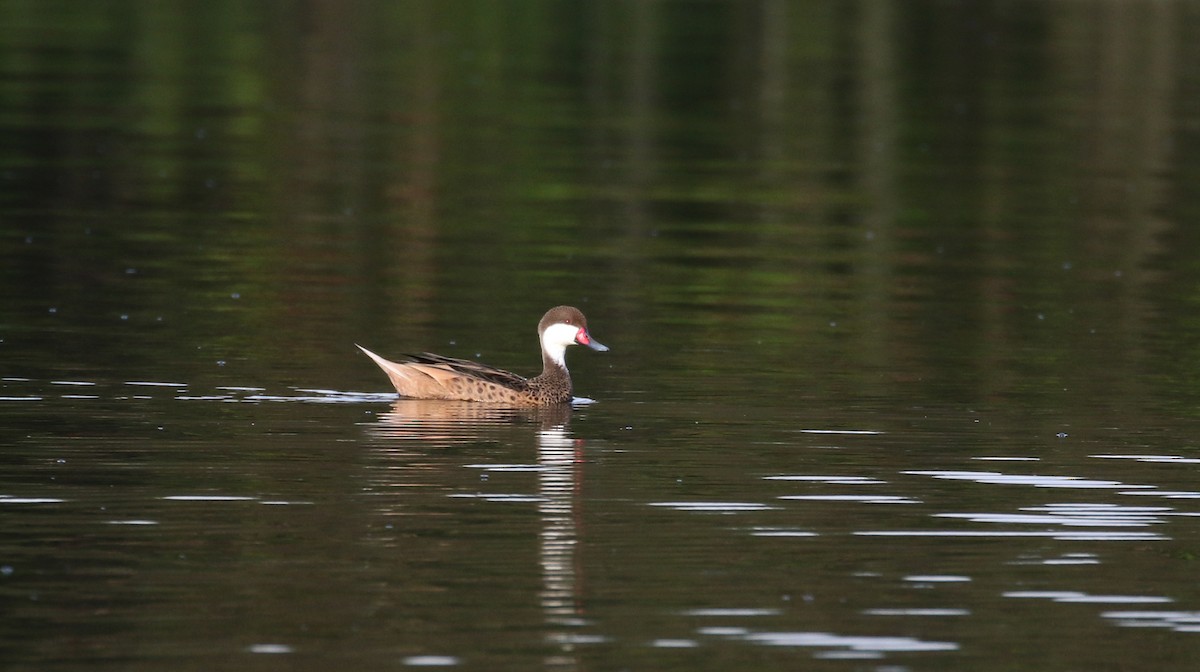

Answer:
[357,305,608,405]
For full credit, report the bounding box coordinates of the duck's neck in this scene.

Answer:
[539,350,571,384]
[537,324,575,380]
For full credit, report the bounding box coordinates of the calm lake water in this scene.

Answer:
[4,1,1200,670]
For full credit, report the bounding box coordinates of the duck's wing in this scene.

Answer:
[357,345,531,402]
[404,352,530,389]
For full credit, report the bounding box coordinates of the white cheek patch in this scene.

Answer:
[541,322,581,368]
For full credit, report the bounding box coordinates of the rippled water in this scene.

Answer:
[6,374,1200,669]
[5,1,1200,670]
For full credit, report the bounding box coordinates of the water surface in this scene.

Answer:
[4,1,1200,670]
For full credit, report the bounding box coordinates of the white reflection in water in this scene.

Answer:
[464,463,545,473]
[546,632,609,645]
[161,495,257,502]
[682,608,781,616]
[537,423,584,630]
[904,575,971,583]
[1006,591,1173,604]
[448,493,544,503]
[1011,552,1100,566]
[706,629,958,654]
[1030,503,1170,516]
[1120,490,1200,499]
[248,643,293,654]
[937,502,1182,530]
[651,638,699,648]
[748,527,818,537]
[1042,557,1100,565]
[939,514,1153,527]
[864,608,970,616]
[1092,454,1200,464]
[693,607,961,658]
[698,626,749,636]
[245,389,391,404]
[401,655,460,666]
[906,470,1153,490]
[797,429,882,435]
[857,530,1167,541]
[764,475,886,485]
[1102,611,1200,632]
[647,502,779,513]
[780,495,921,504]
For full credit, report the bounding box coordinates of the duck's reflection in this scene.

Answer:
[536,421,584,626]
[365,399,573,446]
[362,399,590,656]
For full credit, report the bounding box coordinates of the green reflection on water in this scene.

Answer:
[0,1,1197,407]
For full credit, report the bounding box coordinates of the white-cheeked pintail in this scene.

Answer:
[357,305,608,405]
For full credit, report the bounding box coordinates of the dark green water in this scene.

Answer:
[5,1,1200,670]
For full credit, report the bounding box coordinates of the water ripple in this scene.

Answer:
[1092,454,1200,465]
[682,608,781,616]
[780,495,921,504]
[857,530,1167,541]
[937,514,1155,528]
[648,501,779,513]
[161,495,258,502]
[448,493,545,503]
[796,429,882,435]
[747,527,818,537]
[1120,490,1200,499]
[864,608,970,616]
[248,644,294,654]
[764,475,886,485]
[718,629,959,653]
[1006,591,1173,605]
[1102,611,1200,632]
[906,470,1153,490]
[1011,552,1100,566]
[651,638,699,648]
[401,655,461,666]
[464,463,545,473]
[245,390,391,404]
